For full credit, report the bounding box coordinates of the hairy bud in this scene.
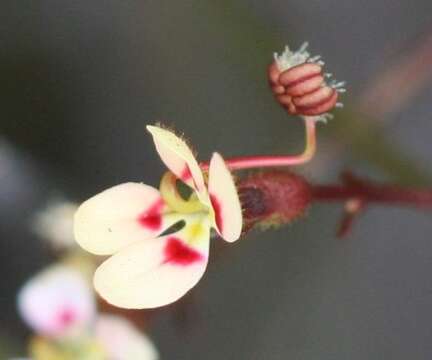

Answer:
[238,170,312,230]
[268,43,345,121]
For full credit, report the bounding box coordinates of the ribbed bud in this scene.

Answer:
[268,62,339,117]
[238,170,312,230]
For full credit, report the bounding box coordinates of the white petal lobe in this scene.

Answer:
[94,223,210,309]
[74,183,170,255]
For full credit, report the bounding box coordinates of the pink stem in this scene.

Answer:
[201,117,317,171]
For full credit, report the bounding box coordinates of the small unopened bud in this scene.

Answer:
[238,170,312,230]
[268,43,345,121]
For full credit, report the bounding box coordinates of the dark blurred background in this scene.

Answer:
[2,1,432,359]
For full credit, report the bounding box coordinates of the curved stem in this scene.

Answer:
[202,116,317,172]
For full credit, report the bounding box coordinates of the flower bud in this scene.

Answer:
[269,43,345,121]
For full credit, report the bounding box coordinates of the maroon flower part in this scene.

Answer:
[238,170,312,229]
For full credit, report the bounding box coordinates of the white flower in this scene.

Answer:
[17,265,96,338]
[17,265,159,359]
[74,125,243,309]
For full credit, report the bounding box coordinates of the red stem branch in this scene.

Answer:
[311,172,432,208]
[311,172,432,237]
[239,171,432,238]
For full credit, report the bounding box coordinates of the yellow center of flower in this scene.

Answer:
[159,172,207,214]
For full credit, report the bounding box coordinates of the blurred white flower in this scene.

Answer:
[32,201,78,251]
[17,265,159,359]
[96,315,159,360]
[17,265,96,338]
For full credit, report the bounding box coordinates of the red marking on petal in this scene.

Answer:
[58,307,75,328]
[180,166,192,181]
[163,237,203,266]
[138,199,164,231]
[180,165,201,191]
[210,194,223,233]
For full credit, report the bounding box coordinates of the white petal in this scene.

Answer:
[94,218,210,309]
[208,153,243,242]
[74,183,178,255]
[146,125,207,200]
[17,265,95,338]
[95,315,158,360]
